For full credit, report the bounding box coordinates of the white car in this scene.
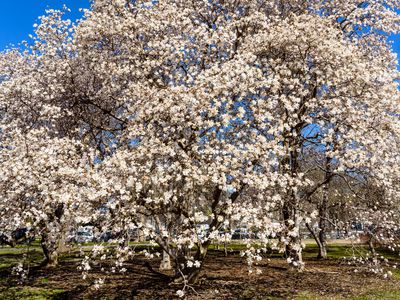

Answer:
[71,226,94,243]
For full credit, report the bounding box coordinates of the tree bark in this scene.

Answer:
[367,234,376,256]
[281,146,304,270]
[138,215,146,242]
[159,250,172,270]
[316,211,327,259]
[317,156,331,259]
[282,198,304,270]
[306,223,327,259]
[317,231,327,259]
[182,244,208,284]
[40,233,59,267]
[40,204,67,267]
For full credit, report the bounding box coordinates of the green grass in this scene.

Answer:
[1,240,398,261]
[353,290,400,300]
[302,243,400,260]
[241,288,256,299]
[297,289,400,300]
[373,247,400,260]
[0,287,65,300]
[210,242,363,258]
[302,244,356,259]
[0,250,43,270]
[392,268,400,280]
[296,291,331,300]
[41,277,49,283]
[0,248,38,255]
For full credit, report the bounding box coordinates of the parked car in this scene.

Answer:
[196,224,210,240]
[232,228,250,240]
[99,231,113,242]
[77,231,93,243]
[0,228,34,246]
[0,233,14,246]
[69,226,94,243]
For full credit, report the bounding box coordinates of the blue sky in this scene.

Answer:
[0,1,400,58]
[0,0,89,49]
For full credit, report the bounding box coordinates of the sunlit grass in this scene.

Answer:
[0,287,65,300]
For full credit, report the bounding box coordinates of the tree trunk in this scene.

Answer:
[282,199,304,270]
[57,227,68,253]
[44,248,59,267]
[224,240,228,257]
[367,234,376,256]
[137,215,146,242]
[40,233,59,267]
[317,233,327,259]
[280,140,304,270]
[186,244,208,284]
[306,223,326,259]
[317,191,328,259]
[159,250,172,270]
[317,156,331,259]
[174,243,208,284]
[40,204,67,267]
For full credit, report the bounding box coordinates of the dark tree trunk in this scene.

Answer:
[367,234,376,256]
[282,148,304,270]
[40,204,67,267]
[283,203,303,269]
[181,243,208,284]
[305,223,325,259]
[159,250,172,270]
[317,233,327,259]
[40,233,59,267]
[317,156,332,259]
[317,189,328,259]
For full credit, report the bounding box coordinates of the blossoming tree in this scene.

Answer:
[0,0,399,291]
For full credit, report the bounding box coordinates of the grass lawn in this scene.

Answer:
[0,287,65,300]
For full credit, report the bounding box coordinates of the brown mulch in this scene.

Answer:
[0,250,397,299]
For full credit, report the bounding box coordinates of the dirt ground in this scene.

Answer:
[0,248,399,299]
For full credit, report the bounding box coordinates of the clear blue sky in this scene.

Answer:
[0,1,400,58]
[0,0,89,49]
